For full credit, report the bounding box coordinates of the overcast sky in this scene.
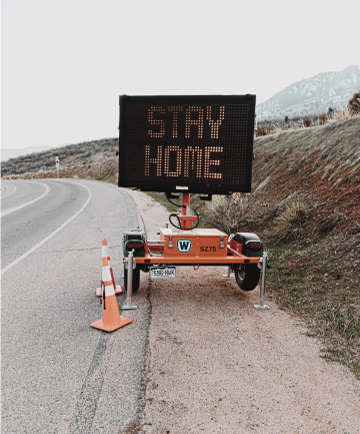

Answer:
[1,0,358,151]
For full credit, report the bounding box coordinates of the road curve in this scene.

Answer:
[1,181,50,218]
[1,179,149,433]
[1,181,17,199]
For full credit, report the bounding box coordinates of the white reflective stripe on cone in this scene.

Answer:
[102,263,115,297]
[102,243,110,260]
[103,279,115,297]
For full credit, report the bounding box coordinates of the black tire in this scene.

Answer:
[124,266,140,293]
[234,264,260,292]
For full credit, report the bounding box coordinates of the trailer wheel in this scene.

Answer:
[124,266,140,293]
[234,264,260,292]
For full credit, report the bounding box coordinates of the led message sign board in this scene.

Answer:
[118,94,256,194]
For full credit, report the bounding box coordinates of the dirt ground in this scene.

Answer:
[127,190,360,434]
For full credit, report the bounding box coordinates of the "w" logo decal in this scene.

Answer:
[177,239,192,253]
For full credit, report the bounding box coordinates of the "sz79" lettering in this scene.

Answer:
[200,246,216,252]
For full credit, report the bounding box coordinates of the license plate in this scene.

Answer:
[150,267,176,279]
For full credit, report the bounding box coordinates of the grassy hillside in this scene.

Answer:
[1,138,119,182]
[202,117,360,378]
[2,118,359,378]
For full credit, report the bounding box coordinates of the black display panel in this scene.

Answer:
[118,95,256,194]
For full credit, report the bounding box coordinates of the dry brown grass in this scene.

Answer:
[274,199,309,242]
[201,194,249,233]
[255,122,272,137]
[274,129,286,139]
[320,112,328,125]
[348,91,360,115]
[333,105,360,121]
[301,118,314,127]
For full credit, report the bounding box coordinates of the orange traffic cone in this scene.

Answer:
[96,238,122,297]
[91,256,132,332]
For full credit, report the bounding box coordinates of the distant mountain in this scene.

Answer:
[257,65,360,121]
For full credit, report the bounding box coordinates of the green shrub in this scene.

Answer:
[202,194,249,234]
[274,199,309,242]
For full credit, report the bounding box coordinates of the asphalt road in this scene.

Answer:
[1,179,150,433]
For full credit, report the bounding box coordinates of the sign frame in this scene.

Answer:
[118,94,256,194]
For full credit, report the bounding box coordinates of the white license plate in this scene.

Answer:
[150,267,176,279]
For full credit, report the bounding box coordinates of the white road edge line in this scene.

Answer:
[1,181,50,217]
[1,181,92,275]
[1,182,17,199]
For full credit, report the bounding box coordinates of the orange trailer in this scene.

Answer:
[122,192,267,297]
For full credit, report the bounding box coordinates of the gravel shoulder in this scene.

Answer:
[128,190,360,434]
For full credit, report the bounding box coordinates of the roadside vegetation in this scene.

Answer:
[1,138,119,182]
[202,114,360,379]
[2,102,359,379]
